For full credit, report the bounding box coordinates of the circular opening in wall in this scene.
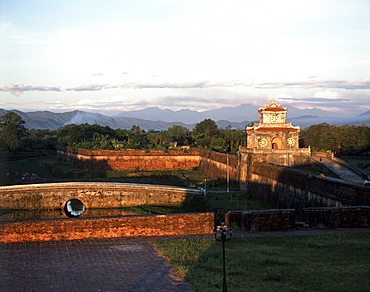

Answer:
[64,199,85,217]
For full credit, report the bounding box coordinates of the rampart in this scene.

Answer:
[0,182,202,210]
[57,148,370,216]
[247,162,370,216]
[3,148,368,242]
[311,151,369,179]
[0,212,214,243]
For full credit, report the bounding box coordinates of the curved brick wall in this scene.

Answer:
[0,182,202,210]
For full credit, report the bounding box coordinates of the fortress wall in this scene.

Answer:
[248,163,370,215]
[57,148,202,171]
[57,148,239,181]
[0,212,215,243]
[0,183,201,210]
[199,150,239,182]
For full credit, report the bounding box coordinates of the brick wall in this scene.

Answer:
[225,209,296,231]
[0,212,215,243]
[58,148,202,171]
[304,206,370,228]
[248,163,370,215]
[0,183,201,210]
[57,148,240,182]
[199,150,239,183]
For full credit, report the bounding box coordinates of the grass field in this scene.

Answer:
[0,156,56,185]
[154,232,370,292]
[120,191,273,216]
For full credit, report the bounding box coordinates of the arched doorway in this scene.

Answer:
[271,137,282,149]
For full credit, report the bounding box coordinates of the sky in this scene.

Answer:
[0,0,369,116]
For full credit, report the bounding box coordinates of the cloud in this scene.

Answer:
[69,78,369,91]
[312,90,342,99]
[0,83,61,96]
[269,93,294,101]
[118,79,255,89]
[75,96,128,106]
[256,78,370,90]
[66,84,108,91]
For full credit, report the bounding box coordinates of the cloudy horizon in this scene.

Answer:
[1,0,369,116]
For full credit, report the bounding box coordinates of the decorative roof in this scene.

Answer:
[258,101,287,113]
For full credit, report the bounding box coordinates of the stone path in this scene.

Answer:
[312,156,366,184]
[1,229,369,292]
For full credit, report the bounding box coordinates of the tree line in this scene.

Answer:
[1,112,369,160]
[57,118,245,154]
[300,123,370,155]
[0,113,245,157]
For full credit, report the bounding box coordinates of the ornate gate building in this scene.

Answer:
[239,101,311,190]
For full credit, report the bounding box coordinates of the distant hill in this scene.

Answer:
[114,104,344,123]
[0,109,78,129]
[287,112,370,129]
[0,105,369,131]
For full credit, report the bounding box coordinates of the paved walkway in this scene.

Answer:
[312,156,366,184]
[1,229,369,292]
[0,235,201,292]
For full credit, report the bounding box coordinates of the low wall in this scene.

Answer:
[225,209,296,231]
[0,212,215,243]
[0,182,201,210]
[304,206,370,228]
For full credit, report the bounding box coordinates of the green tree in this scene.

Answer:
[194,119,218,135]
[147,131,171,149]
[57,123,115,148]
[224,129,246,154]
[167,125,189,146]
[300,123,370,154]
[22,129,57,152]
[210,137,226,152]
[0,112,27,150]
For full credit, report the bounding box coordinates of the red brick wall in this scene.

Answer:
[0,212,215,243]
[58,148,202,171]
[57,148,239,181]
[199,150,239,182]
[0,183,199,209]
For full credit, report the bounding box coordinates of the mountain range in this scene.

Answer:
[1,104,369,131]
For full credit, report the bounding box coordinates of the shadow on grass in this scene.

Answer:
[154,232,370,292]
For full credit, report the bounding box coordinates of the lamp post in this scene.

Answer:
[214,222,233,292]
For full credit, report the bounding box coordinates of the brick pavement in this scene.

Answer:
[0,235,210,292]
[1,229,369,292]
